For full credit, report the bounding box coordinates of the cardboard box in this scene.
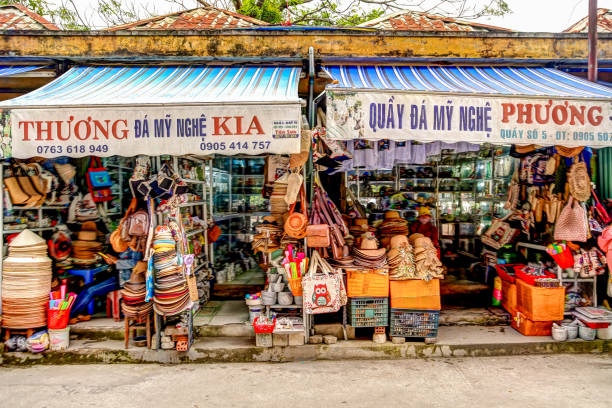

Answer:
[390,279,441,310]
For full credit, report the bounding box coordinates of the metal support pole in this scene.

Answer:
[588,0,598,82]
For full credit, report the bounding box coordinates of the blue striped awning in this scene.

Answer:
[0,65,44,77]
[323,65,612,99]
[1,65,301,107]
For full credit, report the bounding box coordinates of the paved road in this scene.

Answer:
[1,354,611,408]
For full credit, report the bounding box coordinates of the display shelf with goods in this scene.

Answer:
[102,157,135,218]
[210,156,269,288]
[169,155,212,281]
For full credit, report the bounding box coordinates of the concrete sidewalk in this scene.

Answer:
[70,304,511,340]
[3,326,610,366]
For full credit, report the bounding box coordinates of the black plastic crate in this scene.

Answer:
[348,297,388,327]
[390,308,439,338]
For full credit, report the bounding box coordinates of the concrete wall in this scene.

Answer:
[0,30,610,60]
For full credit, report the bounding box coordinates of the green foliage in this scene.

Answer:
[238,0,283,24]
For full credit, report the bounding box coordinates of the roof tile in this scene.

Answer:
[0,4,59,30]
[564,8,612,33]
[360,10,512,32]
[106,6,268,31]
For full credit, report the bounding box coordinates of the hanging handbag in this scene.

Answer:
[87,157,114,203]
[284,183,308,239]
[111,198,137,253]
[592,190,611,225]
[306,224,330,248]
[126,209,149,237]
[302,251,346,314]
[568,161,591,202]
[481,214,519,250]
[21,163,47,206]
[554,196,588,242]
[4,162,31,206]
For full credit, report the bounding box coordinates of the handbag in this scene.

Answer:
[592,190,611,225]
[284,183,308,239]
[87,157,114,203]
[111,198,137,253]
[302,251,346,314]
[4,162,31,206]
[568,161,591,202]
[306,224,330,247]
[554,196,588,242]
[127,209,149,237]
[481,214,519,250]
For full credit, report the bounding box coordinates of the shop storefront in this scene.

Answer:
[0,64,305,350]
[309,64,612,340]
[1,61,612,353]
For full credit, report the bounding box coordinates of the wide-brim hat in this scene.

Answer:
[353,218,368,228]
[355,247,386,258]
[409,233,425,242]
[77,230,97,241]
[384,211,400,220]
[389,235,409,249]
[359,232,379,250]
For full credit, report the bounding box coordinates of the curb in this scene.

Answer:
[1,338,610,366]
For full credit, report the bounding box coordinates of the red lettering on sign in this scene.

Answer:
[246,116,264,135]
[213,117,232,135]
[501,101,605,127]
[18,121,34,141]
[501,104,515,123]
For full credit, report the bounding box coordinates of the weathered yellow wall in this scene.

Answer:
[0,31,609,60]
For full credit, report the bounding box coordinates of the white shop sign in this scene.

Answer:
[326,90,612,147]
[6,104,301,158]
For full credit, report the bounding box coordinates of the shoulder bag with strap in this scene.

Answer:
[87,157,114,203]
[302,251,346,314]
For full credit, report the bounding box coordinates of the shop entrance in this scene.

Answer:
[342,142,516,308]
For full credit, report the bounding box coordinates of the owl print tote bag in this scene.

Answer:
[302,250,346,315]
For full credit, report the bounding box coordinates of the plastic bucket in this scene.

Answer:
[248,306,264,324]
[49,327,70,351]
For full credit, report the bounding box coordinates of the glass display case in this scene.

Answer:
[210,157,269,273]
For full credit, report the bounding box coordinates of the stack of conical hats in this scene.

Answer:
[2,230,52,329]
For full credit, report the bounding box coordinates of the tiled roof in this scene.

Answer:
[0,4,59,30]
[106,6,268,31]
[359,10,512,32]
[563,8,612,33]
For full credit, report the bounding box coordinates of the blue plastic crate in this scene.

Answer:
[390,308,439,338]
[348,297,388,327]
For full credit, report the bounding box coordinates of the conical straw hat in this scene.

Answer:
[9,229,45,247]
